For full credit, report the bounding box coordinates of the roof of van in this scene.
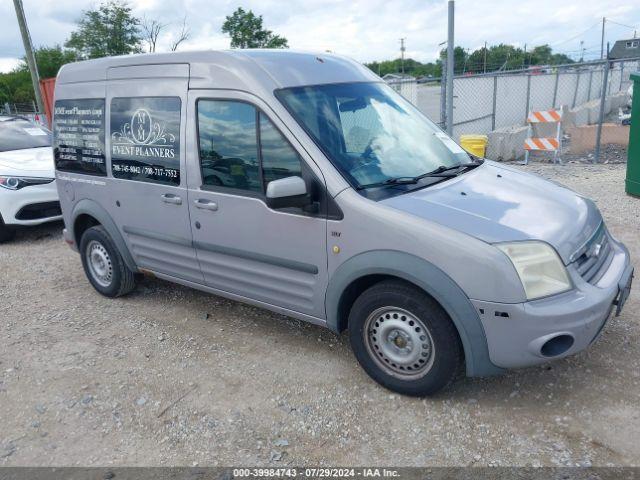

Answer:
[56,49,380,91]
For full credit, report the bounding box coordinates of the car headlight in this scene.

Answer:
[496,241,572,300]
[0,176,54,191]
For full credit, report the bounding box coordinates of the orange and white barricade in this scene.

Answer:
[523,108,562,165]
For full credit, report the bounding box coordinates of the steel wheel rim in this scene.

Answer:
[363,306,435,379]
[86,240,113,288]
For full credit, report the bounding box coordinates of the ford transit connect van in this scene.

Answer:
[53,50,633,396]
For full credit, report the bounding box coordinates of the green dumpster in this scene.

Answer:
[627,72,640,197]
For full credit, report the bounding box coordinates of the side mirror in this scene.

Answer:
[265,176,311,209]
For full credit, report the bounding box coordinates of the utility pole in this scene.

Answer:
[523,43,527,69]
[600,17,606,60]
[580,40,585,62]
[446,0,454,136]
[400,38,406,74]
[483,41,487,74]
[12,0,44,114]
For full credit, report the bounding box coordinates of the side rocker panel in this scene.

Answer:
[325,250,504,377]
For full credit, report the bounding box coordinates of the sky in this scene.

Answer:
[1,0,640,73]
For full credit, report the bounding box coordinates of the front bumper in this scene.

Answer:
[0,180,61,226]
[472,235,632,369]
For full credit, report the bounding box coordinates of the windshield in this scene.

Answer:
[276,82,471,195]
[0,119,51,153]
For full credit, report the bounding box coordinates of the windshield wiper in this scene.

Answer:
[420,160,483,177]
[356,171,460,190]
[356,160,484,191]
[356,176,420,190]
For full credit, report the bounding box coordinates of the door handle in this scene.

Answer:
[194,199,218,211]
[161,193,182,205]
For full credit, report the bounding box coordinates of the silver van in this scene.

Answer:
[53,50,633,396]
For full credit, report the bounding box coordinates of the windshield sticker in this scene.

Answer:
[434,131,466,155]
[24,127,48,136]
[53,99,106,176]
[110,97,181,185]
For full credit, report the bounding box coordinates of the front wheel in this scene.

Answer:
[80,225,136,297]
[348,280,463,396]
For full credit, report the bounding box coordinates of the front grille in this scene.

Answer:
[572,224,614,284]
[15,201,62,221]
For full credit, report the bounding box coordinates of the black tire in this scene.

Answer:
[0,215,16,243]
[348,280,463,396]
[79,225,136,297]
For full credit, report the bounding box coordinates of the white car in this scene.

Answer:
[0,116,60,242]
[629,83,634,109]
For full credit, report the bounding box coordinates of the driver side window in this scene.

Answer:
[259,112,302,189]
[197,99,303,194]
[197,100,261,192]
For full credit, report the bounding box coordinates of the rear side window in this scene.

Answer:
[0,119,51,153]
[53,99,106,176]
[110,97,181,185]
[197,99,303,193]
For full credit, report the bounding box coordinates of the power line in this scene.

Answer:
[551,20,601,47]
[605,19,638,31]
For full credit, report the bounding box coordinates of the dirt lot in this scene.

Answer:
[1,161,639,467]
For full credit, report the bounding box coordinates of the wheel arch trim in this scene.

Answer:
[71,199,137,272]
[325,250,503,377]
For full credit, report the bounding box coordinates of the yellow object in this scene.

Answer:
[459,134,488,158]
[332,245,340,254]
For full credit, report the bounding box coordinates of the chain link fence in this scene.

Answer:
[389,58,637,163]
[1,101,49,127]
[385,78,419,107]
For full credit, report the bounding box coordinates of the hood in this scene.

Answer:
[0,147,55,176]
[381,161,601,264]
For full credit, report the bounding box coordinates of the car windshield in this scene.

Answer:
[0,118,51,152]
[276,82,472,195]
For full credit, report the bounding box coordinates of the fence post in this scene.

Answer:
[594,47,611,164]
[445,0,455,136]
[620,61,624,91]
[491,75,497,130]
[572,71,580,108]
[587,70,593,101]
[552,70,560,108]
[524,74,531,122]
[608,65,613,95]
[440,71,447,129]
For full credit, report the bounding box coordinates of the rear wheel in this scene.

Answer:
[80,225,136,297]
[0,215,16,243]
[348,280,463,396]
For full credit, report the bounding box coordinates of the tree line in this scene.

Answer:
[1,2,288,105]
[366,44,575,79]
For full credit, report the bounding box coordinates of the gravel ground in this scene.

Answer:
[1,160,638,467]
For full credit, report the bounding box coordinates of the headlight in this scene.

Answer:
[0,176,54,191]
[496,241,572,300]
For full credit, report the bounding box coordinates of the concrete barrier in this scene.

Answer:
[485,92,630,161]
[568,124,630,154]
[486,125,529,161]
